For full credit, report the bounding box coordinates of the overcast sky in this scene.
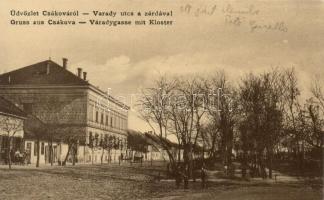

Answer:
[0,0,323,131]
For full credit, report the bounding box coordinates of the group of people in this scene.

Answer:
[13,150,28,165]
[174,163,208,189]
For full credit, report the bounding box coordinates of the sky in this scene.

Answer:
[0,0,323,131]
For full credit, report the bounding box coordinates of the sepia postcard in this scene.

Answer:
[0,0,323,199]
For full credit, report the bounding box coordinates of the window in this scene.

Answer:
[106,115,108,125]
[95,111,98,123]
[26,142,32,155]
[34,142,38,156]
[1,136,7,152]
[95,133,99,146]
[41,142,45,155]
[89,132,93,145]
[101,113,104,124]
[110,117,113,127]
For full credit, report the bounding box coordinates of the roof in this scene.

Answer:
[144,132,180,148]
[127,130,167,152]
[23,114,86,143]
[0,60,89,86]
[0,96,27,119]
[23,114,47,140]
[0,60,129,109]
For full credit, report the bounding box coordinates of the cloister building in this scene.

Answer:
[0,58,129,165]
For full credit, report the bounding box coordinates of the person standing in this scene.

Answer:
[201,163,207,189]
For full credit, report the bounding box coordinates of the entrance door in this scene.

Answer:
[25,142,32,164]
[45,146,49,164]
[53,146,57,163]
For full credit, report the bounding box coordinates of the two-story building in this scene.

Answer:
[0,58,129,165]
[0,97,26,164]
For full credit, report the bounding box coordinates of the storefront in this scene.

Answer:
[0,135,24,164]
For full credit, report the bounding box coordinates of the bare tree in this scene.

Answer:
[24,114,47,168]
[139,75,210,188]
[239,69,286,179]
[139,70,321,183]
[304,98,324,149]
[281,68,306,174]
[39,97,63,166]
[204,71,238,172]
[311,76,324,112]
[35,96,84,166]
[57,128,82,166]
[100,134,115,164]
[88,132,95,164]
[167,77,203,188]
[138,76,191,188]
[0,116,24,169]
[200,122,220,162]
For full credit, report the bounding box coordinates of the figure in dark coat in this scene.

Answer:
[201,163,207,189]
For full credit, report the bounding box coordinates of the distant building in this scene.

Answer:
[0,59,129,165]
[144,132,183,161]
[127,130,183,162]
[0,97,26,164]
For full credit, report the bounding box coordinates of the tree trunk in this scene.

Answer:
[74,141,79,166]
[188,144,193,180]
[184,162,189,189]
[36,138,40,168]
[62,143,72,166]
[184,175,189,189]
[101,148,104,164]
[241,127,248,179]
[183,146,190,189]
[8,137,12,170]
[259,152,267,179]
[50,138,53,166]
[72,145,76,166]
[242,153,247,179]
[299,141,305,176]
[108,149,111,164]
[226,129,234,170]
[268,149,273,179]
[178,147,181,162]
[221,133,227,165]
[241,145,248,179]
[91,148,94,165]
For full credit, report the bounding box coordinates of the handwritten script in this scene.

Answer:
[180,3,288,33]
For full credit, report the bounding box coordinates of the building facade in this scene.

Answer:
[0,97,26,164]
[0,59,129,165]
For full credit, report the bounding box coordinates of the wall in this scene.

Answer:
[0,115,24,138]
[0,86,129,165]
[24,140,59,165]
[0,87,88,125]
[84,89,128,150]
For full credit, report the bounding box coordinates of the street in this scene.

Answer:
[0,162,322,200]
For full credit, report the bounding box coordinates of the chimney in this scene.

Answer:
[83,71,87,81]
[62,58,68,69]
[77,68,82,78]
[46,61,50,75]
